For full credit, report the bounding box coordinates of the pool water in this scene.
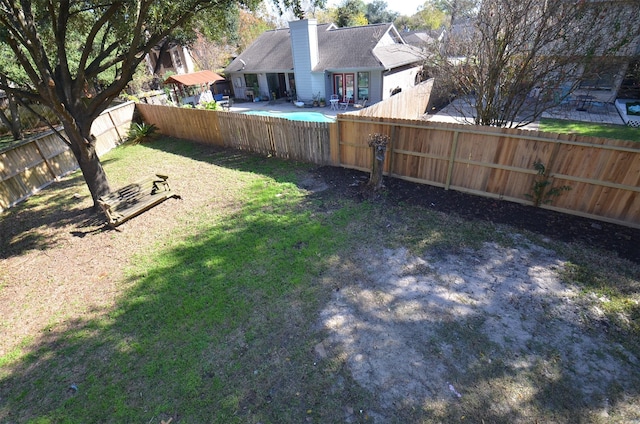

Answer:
[242,110,335,123]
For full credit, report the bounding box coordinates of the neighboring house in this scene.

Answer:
[402,31,436,51]
[224,20,425,104]
[146,41,196,77]
[436,8,640,104]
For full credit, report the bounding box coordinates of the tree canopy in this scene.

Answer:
[428,0,640,128]
[0,0,308,207]
[335,0,367,27]
[365,0,397,24]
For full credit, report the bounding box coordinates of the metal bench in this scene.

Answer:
[98,174,179,227]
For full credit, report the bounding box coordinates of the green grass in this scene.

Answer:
[1,137,639,423]
[540,118,640,142]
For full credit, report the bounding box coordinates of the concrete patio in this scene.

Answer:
[226,96,628,129]
[425,98,625,129]
[227,98,342,118]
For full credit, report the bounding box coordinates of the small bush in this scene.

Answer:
[196,100,220,111]
[126,122,157,144]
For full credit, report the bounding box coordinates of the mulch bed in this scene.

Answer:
[314,166,640,264]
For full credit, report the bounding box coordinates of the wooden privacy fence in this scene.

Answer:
[336,116,640,228]
[0,101,134,211]
[136,104,332,165]
[135,103,639,228]
[353,79,434,119]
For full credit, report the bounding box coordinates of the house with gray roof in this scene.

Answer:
[224,20,425,105]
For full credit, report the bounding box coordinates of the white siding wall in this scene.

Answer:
[369,71,383,103]
[289,19,319,101]
[382,66,420,100]
[182,46,195,74]
[377,31,396,47]
[229,73,247,99]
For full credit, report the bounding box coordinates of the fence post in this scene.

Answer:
[330,121,341,166]
[445,130,460,190]
[34,138,59,180]
[107,110,122,140]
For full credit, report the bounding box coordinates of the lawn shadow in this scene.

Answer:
[0,171,372,422]
[0,168,120,259]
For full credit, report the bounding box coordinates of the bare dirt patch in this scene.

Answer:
[319,243,639,421]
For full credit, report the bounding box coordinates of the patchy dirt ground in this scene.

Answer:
[1,151,639,422]
[309,167,640,422]
[318,244,638,421]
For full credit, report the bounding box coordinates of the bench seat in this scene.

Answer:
[98,174,177,227]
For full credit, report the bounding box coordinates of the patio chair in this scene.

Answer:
[339,95,352,110]
[353,98,368,109]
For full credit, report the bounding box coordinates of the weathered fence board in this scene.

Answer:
[0,102,134,211]
[336,116,640,228]
[136,103,639,228]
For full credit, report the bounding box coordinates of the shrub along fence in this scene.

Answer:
[136,103,639,228]
[0,101,134,211]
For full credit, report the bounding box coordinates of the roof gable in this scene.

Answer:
[225,22,424,74]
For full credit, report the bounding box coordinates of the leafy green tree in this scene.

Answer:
[335,0,367,27]
[415,2,448,30]
[0,0,315,208]
[0,50,22,139]
[430,0,478,25]
[365,0,397,24]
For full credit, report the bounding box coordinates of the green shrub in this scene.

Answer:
[126,122,157,144]
[197,100,220,110]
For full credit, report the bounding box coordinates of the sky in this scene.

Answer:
[325,0,425,17]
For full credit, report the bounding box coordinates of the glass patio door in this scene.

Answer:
[333,74,343,100]
[333,73,355,103]
[344,74,354,102]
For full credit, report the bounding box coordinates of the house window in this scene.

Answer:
[357,72,369,100]
[244,74,258,90]
[161,51,173,69]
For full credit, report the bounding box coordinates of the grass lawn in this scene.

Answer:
[540,118,640,142]
[1,137,639,423]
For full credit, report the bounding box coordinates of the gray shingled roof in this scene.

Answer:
[225,22,424,74]
[225,28,294,73]
[373,44,425,69]
[315,23,391,70]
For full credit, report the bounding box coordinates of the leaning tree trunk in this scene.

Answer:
[63,123,111,209]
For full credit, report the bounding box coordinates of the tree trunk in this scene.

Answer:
[368,145,386,190]
[63,123,111,209]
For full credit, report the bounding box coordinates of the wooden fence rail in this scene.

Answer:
[336,116,640,228]
[136,103,639,228]
[0,101,134,211]
[136,104,332,165]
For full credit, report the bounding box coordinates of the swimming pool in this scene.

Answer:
[242,110,335,123]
